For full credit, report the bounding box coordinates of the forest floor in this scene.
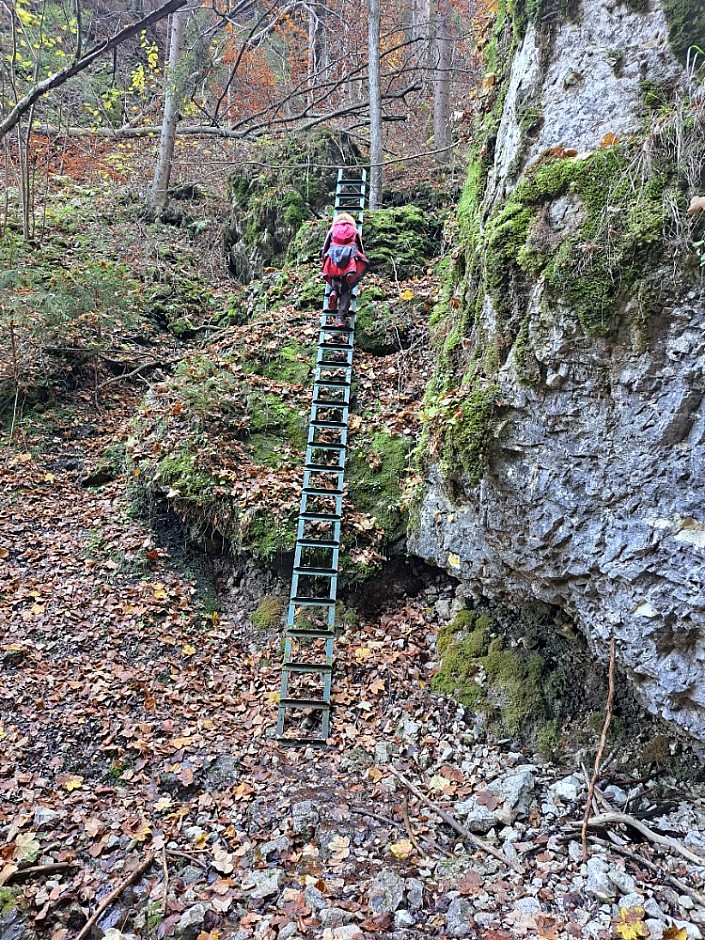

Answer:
[3,367,705,940]
[2,145,705,940]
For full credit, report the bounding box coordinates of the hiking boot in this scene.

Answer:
[327,290,337,312]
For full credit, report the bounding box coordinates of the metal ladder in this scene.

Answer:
[275,168,367,746]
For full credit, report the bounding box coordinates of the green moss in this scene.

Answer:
[252,595,285,630]
[346,432,412,554]
[513,316,540,386]
[662,0,705,62]
[432,608,568,744]
[155,449,214,508]
[438,384,499,486]
[243,340,313,386]
[0,888,18,915]
[364,206,444,278]
[247,510,297,560]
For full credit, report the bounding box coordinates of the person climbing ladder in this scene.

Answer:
[321,211,369,327]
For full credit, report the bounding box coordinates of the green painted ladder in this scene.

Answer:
[275,168,367,746]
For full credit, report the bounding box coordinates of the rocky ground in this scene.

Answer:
[2,390,705,940]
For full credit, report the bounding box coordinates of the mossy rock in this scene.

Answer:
[346,431,412,560]
[225,132,361,283]
[364,206,444,279]
[252,595,285,630]
[432,607,572,753]
[0,888,18,915]
[662,0,705,62]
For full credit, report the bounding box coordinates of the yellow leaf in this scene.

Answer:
[152,583,167,601]
[265,690,280,705]
[399,289,415,301]
[662,929,688,940]
[62,774,84,792]
[448,552,461,569]
[615,907,649,940]
[390,839,413,858]
[182,644,196,657]
[354,646,373,663]
[43,472,55,483]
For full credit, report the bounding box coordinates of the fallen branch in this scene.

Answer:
[166,849,208,870]
[75,852,156,940]
[589,835,705,909]
[387,765,523,872]
[401,794,424,857]
[582,636,616,859]
[161,844,169,915]
[577,812,704,867]
[7,861,78,882]
[94,358,180,400]
[350,807,404,830]
[0,0,188,142]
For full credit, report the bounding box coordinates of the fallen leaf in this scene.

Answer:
[13,832,40,863]
[212,844,234,873]
[615,907,649,940]
[389,839,413,859]
[327,834,351,861]
[58,774,84,792]
[182,644,196,657]
[662,928,688,940]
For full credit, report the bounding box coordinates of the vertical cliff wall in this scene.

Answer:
[410,0,705,739]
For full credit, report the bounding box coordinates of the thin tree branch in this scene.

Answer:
[0,0,189,142]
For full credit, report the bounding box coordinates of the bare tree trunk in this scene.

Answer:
[307,1,328,104]
[368,0,382,209]
[150,6,189,217]
[433,0,451,163]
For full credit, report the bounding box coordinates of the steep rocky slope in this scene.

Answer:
[410,0,705,740]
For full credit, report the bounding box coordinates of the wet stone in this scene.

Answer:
[291,800,320,836]
[175,903,207,940]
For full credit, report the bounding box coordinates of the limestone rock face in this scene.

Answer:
[411,0,705,740]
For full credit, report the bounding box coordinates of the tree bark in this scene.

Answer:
[0,0,188,143]
[433,0,452,163]
[368,0,382,209]
[150,6,190,217]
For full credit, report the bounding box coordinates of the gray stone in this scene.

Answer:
[367,869,406,914]
[181,865,204,884]
[176,903,207,940]
[206,754,240,787]
[514,897,541,915]
[291,800,319,835]
[445,897,474,938]
[33,806,59,828]
[405,877,424,910]
[394,910,415,927]
[304,885,327,912]
[608,865,637,897]
[278,925,299,940]
[454,797,499,833]
[0,908,31,940]
[585,857,615,901]
[646,921,665,940]
[489,766,536,818]
[644,898,667,921]
[242,869,285,899]
[407,0,705,743]
[619,893,645,910]
[318,907,347,928]
[374,740,394,765]
[257,835,292,860]
[603,784,628,807]
[549,775,583,802]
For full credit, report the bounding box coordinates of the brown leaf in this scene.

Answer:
[458,869,484,896]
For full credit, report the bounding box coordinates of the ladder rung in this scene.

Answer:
[308,443,345,452]
[300,511,341,521]
[302,486,344,495]
[280,698,330,709]
[314,379,351,388]
[275,736,327,748]
[305,463,345,472]
[290,596,335,607]
[296,539,340,549]
[294,566,337,577]
[286,627,335,637]
[309,421,347,431]
[283,663,332,673]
